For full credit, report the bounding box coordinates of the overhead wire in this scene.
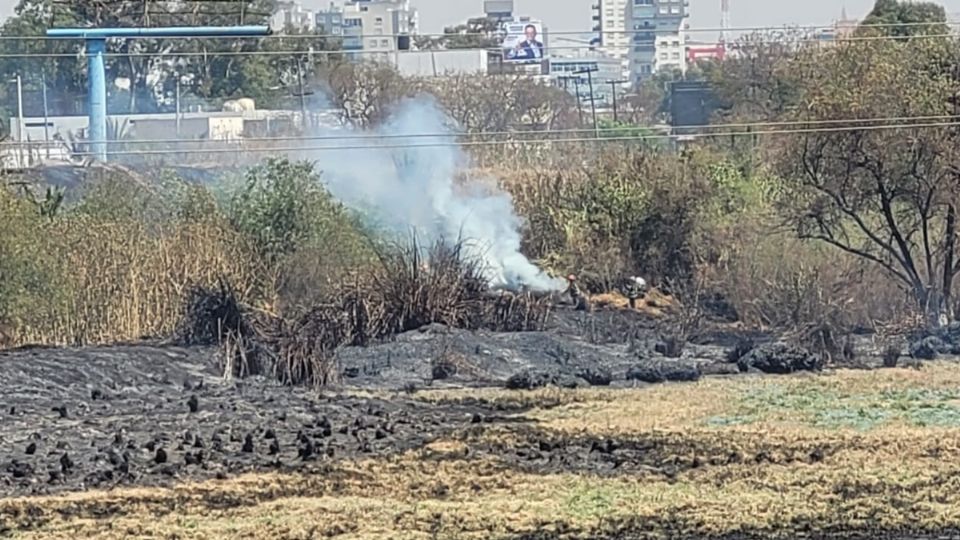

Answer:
[0,18,959,41]
[19,119,960,158]
[0,30,958,59]
[4,113,960,148]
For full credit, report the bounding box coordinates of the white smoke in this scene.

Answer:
[309,96,565,292]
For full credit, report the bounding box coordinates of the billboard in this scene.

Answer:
[501,21,546,63]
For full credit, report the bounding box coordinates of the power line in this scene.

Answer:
[23,119,960,158]
[1,19,959,41]
[4,114,959,148]
[0,30,957,59]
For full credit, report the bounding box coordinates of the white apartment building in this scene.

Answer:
[628,0,688,81]
[325,0,419,59]
[592,0,630,76]
[270,1,317,33]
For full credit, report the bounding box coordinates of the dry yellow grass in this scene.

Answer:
[9,365,960,539]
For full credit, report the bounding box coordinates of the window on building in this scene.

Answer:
[381,39,390,47]
[670,6,680,13]
[672,52,680,59]
[659,6,668,13]
[344,18,361,27]
[660,52,668,59]
[375,17,383,23]
[634,0,653,5]
[368,39,378,47]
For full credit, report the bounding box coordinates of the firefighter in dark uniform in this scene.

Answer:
[565,274,581,304]
[565,274,592,311]
[622,276,648,309]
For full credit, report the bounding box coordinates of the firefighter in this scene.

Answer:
[565,274,591,311]
[565,274,581,305]
[622,276,648,309]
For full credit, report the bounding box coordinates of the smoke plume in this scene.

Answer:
[310,97,565,292]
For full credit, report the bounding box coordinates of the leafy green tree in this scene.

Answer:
[859,0,947,38]
[415,17,501,50]
[0,0,340,121]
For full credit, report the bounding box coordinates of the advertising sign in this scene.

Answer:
[501,21,546,63]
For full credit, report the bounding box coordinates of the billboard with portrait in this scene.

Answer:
[501,21,547,64]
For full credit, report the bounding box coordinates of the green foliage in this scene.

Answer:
[417,17,502,50]
[0,185,61,324]
[229,158,332,262]
[226,157,374,310]
[0,0,341,125]
[715,382,960,430]
[859,0,948,38]
[596,119,661,145]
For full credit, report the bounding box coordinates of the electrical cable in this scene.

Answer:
[4,113,960,147]
[0,30,957,59]
[19,119,960,158]
[1,19,959,41]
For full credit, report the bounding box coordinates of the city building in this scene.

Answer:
[549,55,625,107]
[316,0,419,60]
[393,50,489,77]
[484,0,514,22]
[591,0,630,76]
[686,40,725,63]
[270,1,317,33]
[316,3,345,37]
[814,8,858,44]
[628,0,689,82]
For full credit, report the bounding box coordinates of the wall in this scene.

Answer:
[394,50,489,77]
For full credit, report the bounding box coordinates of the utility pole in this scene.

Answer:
[10,75,24,167]
[296,56,308,129]
[575,67,599,137]
[41,71,50,158]
[175,76,181,137]
[15,75,24,140]
[608,79,629,123]
[572,77,584,126]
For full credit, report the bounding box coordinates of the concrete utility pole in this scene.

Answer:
[574,67,599,138]
[41,71,50,158]
[572,77,584,126]
[608,79,629,123]
[15,75,23,142]
[175,76,182,137]
[296,56,308,129]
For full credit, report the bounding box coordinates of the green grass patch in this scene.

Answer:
[705,378,960,430]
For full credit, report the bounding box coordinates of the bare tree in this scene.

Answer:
[777,37,960,324]
[319,62,421,128]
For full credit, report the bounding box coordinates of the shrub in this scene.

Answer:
[226,157,375,312]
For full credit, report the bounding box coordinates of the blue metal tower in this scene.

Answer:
[46,26,271,161]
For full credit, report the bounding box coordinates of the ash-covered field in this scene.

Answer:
[4,306,958,540]
[0,308,727,498]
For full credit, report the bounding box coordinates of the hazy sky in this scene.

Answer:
[2,0,959,37]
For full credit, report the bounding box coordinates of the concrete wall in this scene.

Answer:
[394,50,489,77]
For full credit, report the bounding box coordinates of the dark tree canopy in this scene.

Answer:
[0,0,339,122]
[859,0,948,37]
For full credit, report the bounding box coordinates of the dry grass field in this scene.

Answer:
[6,364,960,539]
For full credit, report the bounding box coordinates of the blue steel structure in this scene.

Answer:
[46,26,271,161]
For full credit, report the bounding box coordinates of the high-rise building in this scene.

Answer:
[271,1,317,33]
[592,0,630,75]
[316,0,418,59]
[484,0,514,22]
[628,0,688,82]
